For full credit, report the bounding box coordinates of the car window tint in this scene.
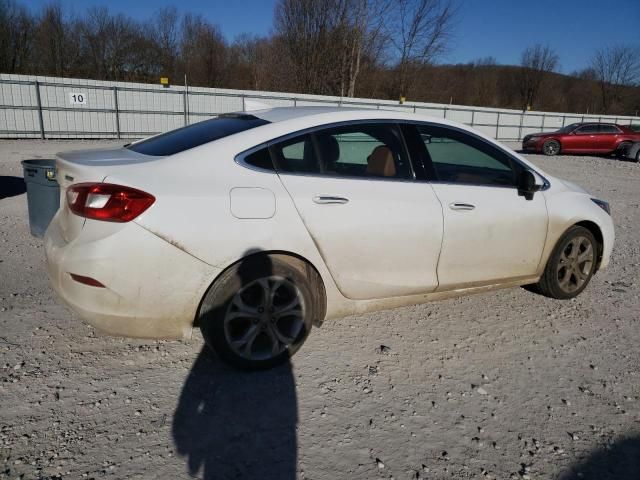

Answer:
[313,123,412,180]
[270,134,320,174]
[243,147,274,171]
[575,125,599,134]
[127,114,269,156]
[599,124,620,133]
[416,125,516,187]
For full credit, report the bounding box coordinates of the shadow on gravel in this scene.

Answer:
[558,435,640,480]
[172,250,297,479]
[0,176,26,199]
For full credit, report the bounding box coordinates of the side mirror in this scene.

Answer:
[518,170,541,200]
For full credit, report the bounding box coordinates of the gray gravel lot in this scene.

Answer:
[1,140,639,480]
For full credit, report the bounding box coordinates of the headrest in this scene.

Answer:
[315,134,340,167]
[366,145,396,177]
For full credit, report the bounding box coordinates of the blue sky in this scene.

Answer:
[19,0,640,73]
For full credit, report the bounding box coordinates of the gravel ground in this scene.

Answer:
[1,140,639,480]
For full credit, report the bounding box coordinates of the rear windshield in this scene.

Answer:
[127,114,269,156]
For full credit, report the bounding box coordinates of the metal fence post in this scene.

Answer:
[443,107,448,118]
[541,114,546,131]
[495,112,500,139]
[470,110,475,127]
[183,87,188,126]
[241,95,246,111]
[561,116,566,128]
[34,81,45,139]
[518,111,524,141]
[113,86,120,139]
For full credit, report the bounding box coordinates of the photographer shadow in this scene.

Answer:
[559,434,640,480]
[172,251,298,480]
[0,176,26,200]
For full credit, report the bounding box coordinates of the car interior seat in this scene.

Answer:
[366,145,396,177]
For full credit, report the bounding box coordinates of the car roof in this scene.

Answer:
[251,106,388,123]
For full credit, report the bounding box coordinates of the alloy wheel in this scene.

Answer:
[556,236,594,294]
[544,142,559,155]
[223,276,306,361]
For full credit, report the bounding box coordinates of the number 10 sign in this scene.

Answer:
[69,93,87,105]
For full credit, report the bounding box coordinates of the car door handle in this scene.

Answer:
[449,202,475,211]
[313,195,349,205]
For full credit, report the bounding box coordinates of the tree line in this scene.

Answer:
[1,0,638,116]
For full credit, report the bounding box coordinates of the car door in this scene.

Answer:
[598,124,622,152]
[410,123,548,290]
[271,122,444,300]
[567,124,602,152]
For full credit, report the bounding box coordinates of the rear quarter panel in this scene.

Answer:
[103,140,351,320]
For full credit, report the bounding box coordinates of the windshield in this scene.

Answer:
[127,114,269,156]
[557,123,580,134]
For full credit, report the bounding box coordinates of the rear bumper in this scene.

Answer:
[44,213,221,340]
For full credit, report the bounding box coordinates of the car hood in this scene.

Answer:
[524,132,558,140]
[558,178,589,195]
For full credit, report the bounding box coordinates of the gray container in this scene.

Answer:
[21,159,60,238]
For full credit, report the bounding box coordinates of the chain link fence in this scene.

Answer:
[1,73,638,141]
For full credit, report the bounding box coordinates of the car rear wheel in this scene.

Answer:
[198,253,324,370]
[535,226,598,299]
[542,140,560,156]
[616,141,632,158]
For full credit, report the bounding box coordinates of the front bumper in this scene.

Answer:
[45,213,221,340]
[522,139,541,152]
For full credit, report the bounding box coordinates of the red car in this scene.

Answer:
[522,122,640,156]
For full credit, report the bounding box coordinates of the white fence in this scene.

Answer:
[1,73,638,141]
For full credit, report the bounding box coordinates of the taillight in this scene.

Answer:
[66,183,155,222]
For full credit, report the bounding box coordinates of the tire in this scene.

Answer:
[198,253,324,370]
[616,142,632,159]
[542,140,560,156]
[535,226,598,300]
[635,149,640,163]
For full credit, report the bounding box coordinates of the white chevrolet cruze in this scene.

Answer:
[45,107,614,369]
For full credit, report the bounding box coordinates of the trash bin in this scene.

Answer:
[21,159,60,238]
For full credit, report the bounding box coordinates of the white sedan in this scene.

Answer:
[44,107,615,369]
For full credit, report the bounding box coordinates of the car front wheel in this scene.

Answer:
[198,253,324,370]
[542,140,560,156]
[535,226,598,299]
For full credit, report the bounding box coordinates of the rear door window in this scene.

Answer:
[270,123,413,180]
[313,123,412,180]
[599,124,621,134]
[127,114,269,156]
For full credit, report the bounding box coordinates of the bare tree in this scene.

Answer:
[274,0,338,94]
[274,0,389,96]
[153,6,180,79]
[334,0,389,97]
[180,14,228,87]
[387,0,457,99]
[591,45,640,114]
[0,0,34,73]
[518,44,559,111]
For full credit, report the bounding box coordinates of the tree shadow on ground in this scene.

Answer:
[558,435,640,480]
[172,250,298,480]
[0,176,26,199]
